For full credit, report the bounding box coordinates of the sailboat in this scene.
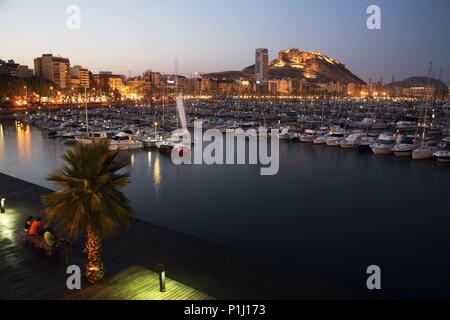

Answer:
[412,63,438,160]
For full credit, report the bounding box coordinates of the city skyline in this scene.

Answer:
[0,0,449,82]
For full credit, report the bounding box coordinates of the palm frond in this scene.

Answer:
[41,140,133,241]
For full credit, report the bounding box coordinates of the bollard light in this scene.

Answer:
[155,263,167,293]
[0,198,5,214]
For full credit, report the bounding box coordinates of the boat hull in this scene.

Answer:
[412,150,434,160]
[340,143,358,149]
[326,140,342,147]
[300,136,316,143]
[394,151,413,157]
[313,138,326,145]
[434,151,450,163]
[371,147,393,155]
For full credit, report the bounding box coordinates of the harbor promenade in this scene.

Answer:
[0,172,363,300]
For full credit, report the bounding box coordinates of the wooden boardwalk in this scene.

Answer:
[66,266,212,300]
[0,172,363,300]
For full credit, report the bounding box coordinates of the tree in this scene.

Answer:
[42,140,133,284]
[0,75,55,101]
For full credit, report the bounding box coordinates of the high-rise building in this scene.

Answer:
[201,77,211,93]
[15,65,34,78]
[0,59,19,76]
[188,77,202,95]
[255,48,269,93]
[93,74,125,92]
[143,70,162,87]
[177,76,189,93]
[69,65,90,88]
[34,54,71,88]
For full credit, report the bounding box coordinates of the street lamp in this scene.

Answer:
[24,86,28,98]
[154,122,158,139]
[50,86,54,103]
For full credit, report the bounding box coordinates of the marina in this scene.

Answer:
[9,97,450,164]
[1,99,450,298]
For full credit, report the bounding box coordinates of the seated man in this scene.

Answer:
[28,217,43,237]
[42,227,56,249]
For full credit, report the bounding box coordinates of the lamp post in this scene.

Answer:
[154,122,158,139]
[50,86,54,104]
[84,87,88,134]
[1,197,5,214]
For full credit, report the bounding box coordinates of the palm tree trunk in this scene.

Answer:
[85,226,105,284]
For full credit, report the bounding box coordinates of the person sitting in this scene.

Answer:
[42,228,56,249]
[28,217,43,237]
[24,216,34,233]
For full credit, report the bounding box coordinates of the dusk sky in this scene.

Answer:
[0,0,449,83]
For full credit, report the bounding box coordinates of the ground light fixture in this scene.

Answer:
[156,263,167,293]
[0,198,5,214]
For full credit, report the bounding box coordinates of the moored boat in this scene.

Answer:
[434,139,450,163]
[370,133,397,155]
[412,145,438,160]
[110,131,143,151]
[392,136,417,157]
[325,130,346,147]
[300,129,318,143]
[340,132,365,149]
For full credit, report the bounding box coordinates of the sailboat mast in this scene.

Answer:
[421,62,433,143]
[85,87,88,133]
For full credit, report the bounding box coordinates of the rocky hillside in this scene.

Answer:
[386,76,448,89]
[244,49,365,84]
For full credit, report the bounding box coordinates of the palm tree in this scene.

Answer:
[42,140,133,284]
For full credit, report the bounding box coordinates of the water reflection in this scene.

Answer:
[0,124,4,161]
[16,122,31,163]
[153,155,161,197]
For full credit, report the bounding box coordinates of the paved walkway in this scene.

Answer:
[0,172,363,300]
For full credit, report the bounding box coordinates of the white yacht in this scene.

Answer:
[271,127,290,140]
[156,137,191,155]
[370,134,397,155]
[325,130,346,147]
[142,136,164,149]
[434,139,450,163]
[340,132,365,149]
[110,131,143,151]
[75,132,111,145]
[392,136,417,157]
[313,134,330,145]
[300,129,318,143]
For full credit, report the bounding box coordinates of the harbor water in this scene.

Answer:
[1,119,450,298]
